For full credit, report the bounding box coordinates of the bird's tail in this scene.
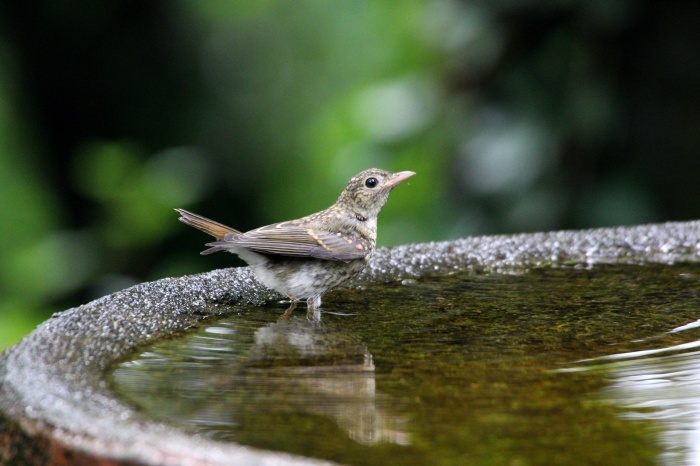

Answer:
[175,208,241,240]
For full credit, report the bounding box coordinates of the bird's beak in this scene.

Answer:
[384,171,415,189]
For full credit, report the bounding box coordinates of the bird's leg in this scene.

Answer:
[307,294,322,312]
[306,295,322,322]
[279,296,298,320]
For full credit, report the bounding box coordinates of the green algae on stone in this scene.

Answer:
[111,263,700,466]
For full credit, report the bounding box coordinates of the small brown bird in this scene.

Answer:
[176,168,414,318]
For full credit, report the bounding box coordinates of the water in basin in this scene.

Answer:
[110,263,700,465]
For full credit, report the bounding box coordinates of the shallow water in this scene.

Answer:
[111,263,700,465]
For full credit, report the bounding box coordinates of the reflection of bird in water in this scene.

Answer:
[249,319,411,446]
[177,168,414,318]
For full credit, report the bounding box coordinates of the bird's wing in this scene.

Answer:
[205,222,371,261]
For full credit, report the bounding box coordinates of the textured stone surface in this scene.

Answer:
[1,221,699,465]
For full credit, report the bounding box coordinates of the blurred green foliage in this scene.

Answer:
[0,0,698,349]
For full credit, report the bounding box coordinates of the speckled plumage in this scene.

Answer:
[176,168,414,317]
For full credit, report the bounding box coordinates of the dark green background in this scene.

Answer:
[1,0,698,349]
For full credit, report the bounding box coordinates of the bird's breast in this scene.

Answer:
[252,256,367,299]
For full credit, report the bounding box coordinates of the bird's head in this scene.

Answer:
[335,168,415,220]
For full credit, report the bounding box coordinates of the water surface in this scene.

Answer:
[111,263,700,465]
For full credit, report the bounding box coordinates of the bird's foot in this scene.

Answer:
[306,294,323,322]
[278,299,298,321]
[306,307,322,322]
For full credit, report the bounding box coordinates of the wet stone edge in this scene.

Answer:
[1,221,699,465]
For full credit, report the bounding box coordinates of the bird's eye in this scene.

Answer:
[365,177,378,188]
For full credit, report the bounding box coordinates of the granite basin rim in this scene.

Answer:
[1,221,699,465]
